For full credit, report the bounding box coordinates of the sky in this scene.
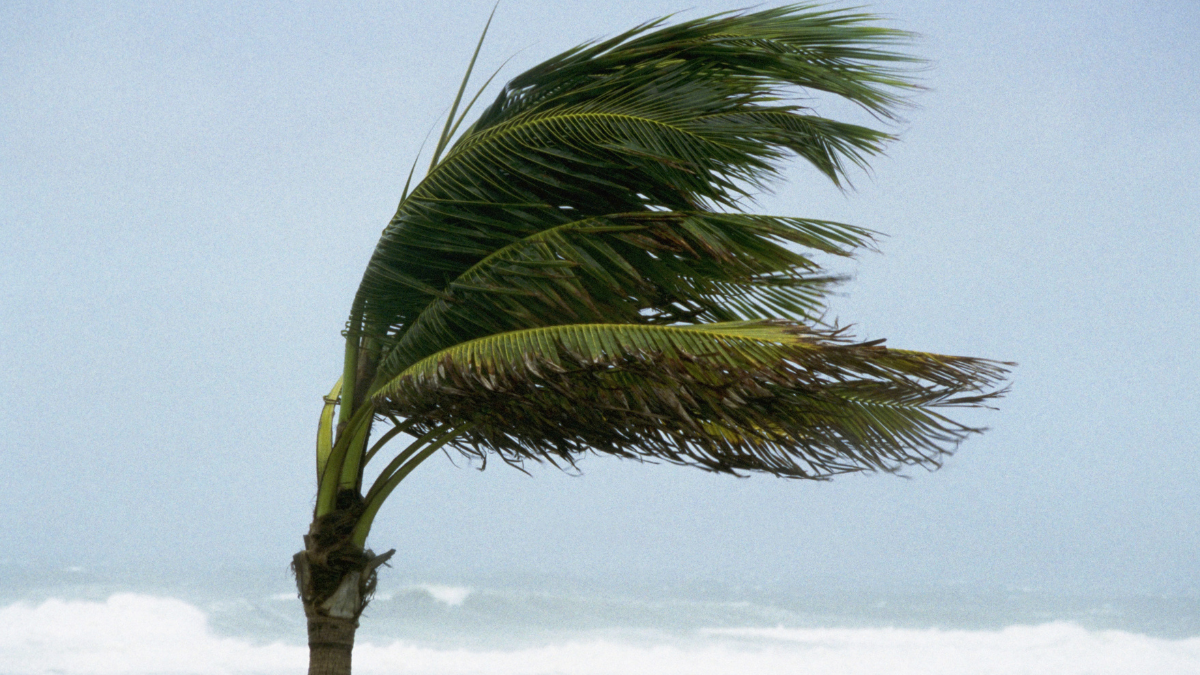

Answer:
[2,0,1198,595]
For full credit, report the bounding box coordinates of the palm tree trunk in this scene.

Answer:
[306,614,358,675]
[296,555,367,675]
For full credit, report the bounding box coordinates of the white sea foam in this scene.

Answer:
[2,594,1198,675]
[0,594,303,674]
[419,584,472,607]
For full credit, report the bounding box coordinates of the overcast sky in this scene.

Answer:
[2,0,1197,595]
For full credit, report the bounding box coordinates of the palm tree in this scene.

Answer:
[291,5,1011,674]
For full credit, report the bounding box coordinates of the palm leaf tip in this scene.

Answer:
[371,322,1010,479]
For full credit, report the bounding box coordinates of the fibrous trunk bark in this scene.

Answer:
[294,507,394,675]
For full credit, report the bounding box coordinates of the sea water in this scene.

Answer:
[1,564,1197,674]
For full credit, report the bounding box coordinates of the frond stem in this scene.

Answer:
[315,376,343,480]
[315,402,375,517]
[352,423,474,547]
[362,417,422,469]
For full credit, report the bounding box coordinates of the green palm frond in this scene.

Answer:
[343,4,920,369]
[372,212,875,383]
[370,322,1009,478]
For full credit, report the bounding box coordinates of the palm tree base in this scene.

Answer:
[293,539,395,675]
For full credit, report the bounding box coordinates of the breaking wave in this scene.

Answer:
[1,593,1198,674]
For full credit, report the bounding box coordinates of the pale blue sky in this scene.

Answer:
[2,0,1197,594]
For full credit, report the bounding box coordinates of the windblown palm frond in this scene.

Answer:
[374,212,874,381]
[371,321,1006,478]
[341,5,917,387]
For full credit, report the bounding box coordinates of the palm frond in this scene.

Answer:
[370,322,1009,478]
[345,4,919,355]
[372,212,875,382]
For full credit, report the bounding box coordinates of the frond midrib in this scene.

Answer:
[371,321,807,398]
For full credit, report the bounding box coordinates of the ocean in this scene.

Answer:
[1,564,1197,674]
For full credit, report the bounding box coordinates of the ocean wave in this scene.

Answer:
[1,594,1197,674]
[415,584,473,607]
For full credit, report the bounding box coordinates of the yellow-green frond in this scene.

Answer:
[371,322,1009,479]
